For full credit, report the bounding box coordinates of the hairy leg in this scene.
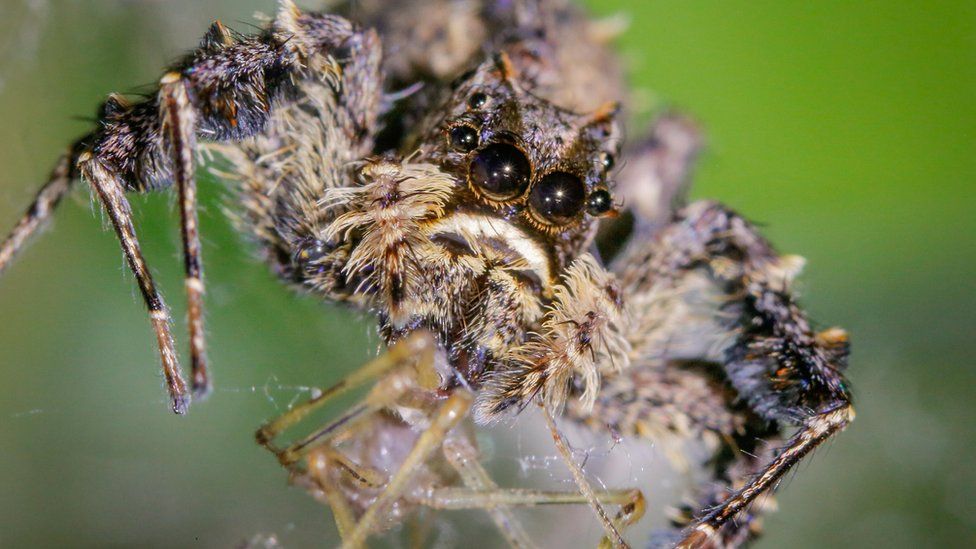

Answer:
[0,2,384,411]
[160,72,210,396]
[604,200,853,547]
[0,139,87,274]
[79,155,189,412]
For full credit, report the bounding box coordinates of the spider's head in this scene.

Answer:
[417,54,621,278]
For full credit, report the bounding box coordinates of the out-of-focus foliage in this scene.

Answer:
[0,1,972,547]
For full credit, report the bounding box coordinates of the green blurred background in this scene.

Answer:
[0,1,973,547]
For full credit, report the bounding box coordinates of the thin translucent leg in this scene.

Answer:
[442,435,537,549]
[160,72,211,398]
[417,487,644,515]
[544,404,629,548]
[79,155,189,414]
[256,331,438,465]
[416,482,645,549]
[342,391,474,549]
[303,447,366,541]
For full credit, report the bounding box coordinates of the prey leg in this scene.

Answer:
[256,331,443,546]
[256,330,438,463]
[342,391,473,549]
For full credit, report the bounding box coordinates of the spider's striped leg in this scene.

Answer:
[160,73,209,397]
[0,4,385,412]
[606,201,854,548]
[0,139,87,274]
[674,405,853,549]
[78,156,189,413]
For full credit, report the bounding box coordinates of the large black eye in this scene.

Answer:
[528,172,586,225]
[469,143,531,200]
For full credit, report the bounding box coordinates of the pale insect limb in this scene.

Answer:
[342,390,474,549]
[302,448,363,541]
[442,435,537,549]
[255,330,438,457]
[258,330,442,545]
[418,486,644,512]
[543,404,628,549]
[417,484,644,549]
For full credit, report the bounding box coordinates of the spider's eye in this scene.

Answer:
[449,125,479,152]
[469,143,531,200]
[528,171,586,225]
[468,92,488,110]
[599,152,615,171]
[586,188,613,216]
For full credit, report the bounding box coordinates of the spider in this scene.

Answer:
[0,1,854,547]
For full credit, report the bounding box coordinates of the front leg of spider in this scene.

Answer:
[609,201,854,548]
[0,1,378,413]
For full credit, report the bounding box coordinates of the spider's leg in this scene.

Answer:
[676,405,852,549]
[0,139,87,275]
[607,200,853,548]
[0,3,385,411]
[78,156,189,413]
[160,73,209,397]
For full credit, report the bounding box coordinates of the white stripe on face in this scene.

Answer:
[425,211,553,291]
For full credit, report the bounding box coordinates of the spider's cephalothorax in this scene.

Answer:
[285,53,626,399]
[0,1,853,547]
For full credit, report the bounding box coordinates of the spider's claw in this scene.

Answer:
[191,374,213,401]
[171,392,191,416]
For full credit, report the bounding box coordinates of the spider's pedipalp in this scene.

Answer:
[474,253,630,423]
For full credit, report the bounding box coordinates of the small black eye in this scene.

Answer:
[600,152,615,171]
[528,172,586,225]
[468,92,488,110]
[449,125,479,152]
[469,143,531,200]
[586,189,613,216]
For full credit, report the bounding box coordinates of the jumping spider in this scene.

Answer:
[0,1,854,547]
